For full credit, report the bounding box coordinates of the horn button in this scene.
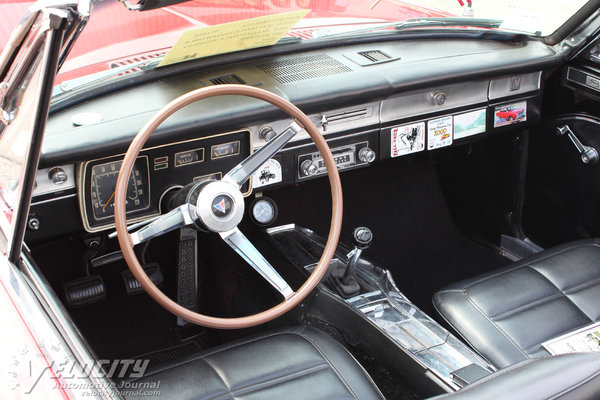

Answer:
[195,180,245,232]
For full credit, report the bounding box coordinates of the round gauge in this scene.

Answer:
[89,157,150,221]
[250,197,278,226]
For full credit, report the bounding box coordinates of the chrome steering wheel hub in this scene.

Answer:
[196,180,245,232]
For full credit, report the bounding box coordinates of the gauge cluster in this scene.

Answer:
[90,157,151,221]
[79,130,251,232]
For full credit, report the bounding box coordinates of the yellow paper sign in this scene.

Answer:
[158,9,309,67]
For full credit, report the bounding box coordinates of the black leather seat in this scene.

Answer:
[434,239,600,369]
[123,325,600,399]
[431,352,600,400]
[124,326,384,400]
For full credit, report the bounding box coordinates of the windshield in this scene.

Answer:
[13,0,589,91]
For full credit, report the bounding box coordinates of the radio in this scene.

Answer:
[298,141,376,179]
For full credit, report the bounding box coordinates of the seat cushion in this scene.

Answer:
[433,239,600,369]
[124,326,384,400]
[431,352,600,400]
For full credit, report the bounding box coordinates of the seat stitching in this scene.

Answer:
[201,357,239,400]
[464,289,530,358]
[431,298,496,369]
[547,368,600,400]
[124,330,301,382]
[289,329,360,400]
[562,276,600,294]
[229,363,329,396]
[291,326,384,398]
[489,292,564,320]
[293,326,385,398]
[462,243,600,290]
[227,360,326,392]
[190,357,234,400]
[527,267,594,323]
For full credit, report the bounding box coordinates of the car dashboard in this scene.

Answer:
[27,36,558,240]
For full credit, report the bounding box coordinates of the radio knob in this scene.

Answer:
[358,147,376,163]
[301,160,318,176]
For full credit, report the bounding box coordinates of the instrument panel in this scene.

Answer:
[78,130,251,232]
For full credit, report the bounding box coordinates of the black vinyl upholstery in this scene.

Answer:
[124,326,384,400]
[434,239,600,368]
[433,352,600,400]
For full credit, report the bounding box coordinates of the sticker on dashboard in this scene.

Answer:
[252,158,282,188]
[391,122,425,158]
[427,116,453,150]
[454,109,487,139]
[494,101,527,128]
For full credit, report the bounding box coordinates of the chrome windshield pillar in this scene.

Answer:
[0,0,93,260]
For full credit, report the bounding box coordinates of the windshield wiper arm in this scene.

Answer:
[52,57,162,97]
[396,17,503,30]
[320,17,503,39]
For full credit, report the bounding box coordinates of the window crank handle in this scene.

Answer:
[556,125,599,165]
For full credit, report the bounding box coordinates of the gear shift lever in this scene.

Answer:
[342,227,373,284]
[331,227,373,298]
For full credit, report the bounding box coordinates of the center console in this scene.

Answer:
[266,224,494,393]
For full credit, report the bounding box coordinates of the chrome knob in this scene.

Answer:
[301,160,318,176]
[27,216,41,231]
[352,226,373,250]
[259,125,276,142]
[358,147,376,163]
[431,91,447,106]
[48,168,68,185]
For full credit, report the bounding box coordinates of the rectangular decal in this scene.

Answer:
[427,116,453,150]
[542,321,600,355]
[454,109,487,139]
[390,122,425,158]
[494,101,527,128]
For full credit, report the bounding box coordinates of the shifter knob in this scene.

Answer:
[352,227,373,250]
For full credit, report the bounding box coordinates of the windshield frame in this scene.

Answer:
[544,0,600,45]
[47,0,600,111]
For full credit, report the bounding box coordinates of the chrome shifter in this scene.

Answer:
[331,227,373,298]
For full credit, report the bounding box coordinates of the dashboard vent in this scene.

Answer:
[343,50,399,66]
[209,74,247,85]
[256,54,352,84]
[326,108,369,123]
[109,51,166,74]
[358,50,391,63]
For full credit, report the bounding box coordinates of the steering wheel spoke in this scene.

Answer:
[130,204,198,245]
[223,121,303,189]
[220,227,294,299]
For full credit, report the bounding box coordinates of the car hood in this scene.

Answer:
[30,0,450,82]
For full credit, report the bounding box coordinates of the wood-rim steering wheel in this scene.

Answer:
[114,84,343,329]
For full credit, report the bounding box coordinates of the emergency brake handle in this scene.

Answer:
[556,125,599,165]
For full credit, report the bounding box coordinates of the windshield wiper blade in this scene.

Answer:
[320,17,503,39]
[396,17,503,30]
[52,57,162,98]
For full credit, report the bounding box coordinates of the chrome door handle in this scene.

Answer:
[556,124,599,165]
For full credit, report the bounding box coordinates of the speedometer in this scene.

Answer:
[89,157,150,221]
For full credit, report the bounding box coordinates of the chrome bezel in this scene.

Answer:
[196,180,245,232]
